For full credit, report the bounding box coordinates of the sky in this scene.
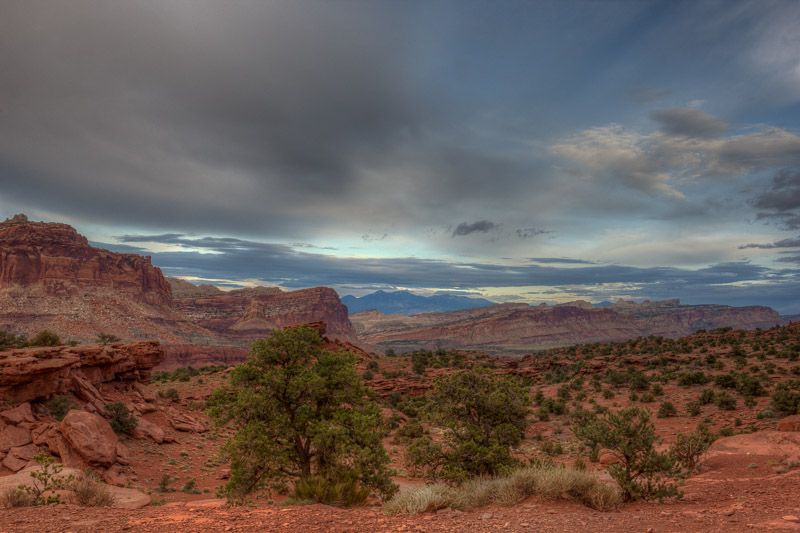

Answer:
[1,1,800,314]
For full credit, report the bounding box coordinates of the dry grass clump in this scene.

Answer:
[70,470,115,507]
[1,487,35,508]
[384,464,620,516]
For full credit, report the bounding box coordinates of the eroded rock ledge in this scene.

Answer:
[0,341,164,404]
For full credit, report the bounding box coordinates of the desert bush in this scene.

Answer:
[672,424,716,471]
[157,474,175,493]
[29,330,61,347]
[18,452,73,505]
[657,401,677,418]
[699,388,715,405]
[45,396,72,421]
[572,407,682,502]
[714,391,737,411]
[678,371,711,387]
[70,470,115,507]
[181,478,202,495]
[384,464,620,515]
[0,330,28,350]
[104,401,138,434]
[96,333,121,345]
[1,487,35,508]
[770,380,800,414]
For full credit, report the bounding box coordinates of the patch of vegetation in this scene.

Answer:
[29,330,62,347]
[45,396,73,421]
[207,325,397,504]
[573,407,682,502]
[384,463,620,515]
[104,401,138,434]
[406,368,530,483]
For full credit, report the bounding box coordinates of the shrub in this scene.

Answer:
[70,470,115,506]
[540,439,563,456]
[672,424,716,471]
[714,391,737,411]
[699,389,715,405]
[407,368,530,483]
[45,396,72,421]
[157,474,175,493]
[770,381,800,414]
[18,452,73,505]
[657,401,677,418]
[2,487,35,508]
[29,330,61,347]
[181,478,202,495]
[572,407,682,502]
[678,371,711,387]
[0,330,28,350]
[159,388,180,401]
[96,333,121,345]
[104,402,138,434]
[207,325,397,504]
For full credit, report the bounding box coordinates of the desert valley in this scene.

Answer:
[3,2,800,531]
[1,215,800,532]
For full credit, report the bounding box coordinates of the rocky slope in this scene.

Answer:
[352,299,787,354]
[0,217,359,363]
[0,215,211,343]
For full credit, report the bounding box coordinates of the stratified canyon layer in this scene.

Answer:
[351,299,785,355]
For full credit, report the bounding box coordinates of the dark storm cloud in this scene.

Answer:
[515,228,550,239]
[739,236,800,249]
[649,108,728,138]
[452,221,499,237]
[752,169,800,210]
[0,1,485,236]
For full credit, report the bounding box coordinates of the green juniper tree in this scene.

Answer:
[207,325,397,504]
[408,368,530,483]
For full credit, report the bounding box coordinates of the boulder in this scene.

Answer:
[2,443,38,472]
[103,464,129,487]
[170,413,205,433]
[777,415,800,432]
[115,441,131,465]
[131,417,165,443]
[0,424,32,452]
[0,403,36,425]
[133,382,157,403]
[59,410,118,467]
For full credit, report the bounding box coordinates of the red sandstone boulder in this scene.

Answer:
[777,415,800,432]
[59,410,118,467]
[3,443,37,471]
[0,403,36,425]
[131,417,165,443]
[0,424,32,452]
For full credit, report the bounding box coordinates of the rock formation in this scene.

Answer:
[0,341,164,404]
[0,215,171,306]
[351,300,787,354]
[0,215,212,343]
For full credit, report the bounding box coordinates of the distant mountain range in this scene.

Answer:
[341,290,494,315]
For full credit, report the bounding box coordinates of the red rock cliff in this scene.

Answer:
[0,215,172,307]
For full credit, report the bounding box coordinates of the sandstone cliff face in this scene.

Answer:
[0,341,164,404]
[232,287,356,339]
[0,216,215,343]
[352,300,788,355]
[0,215,172,307]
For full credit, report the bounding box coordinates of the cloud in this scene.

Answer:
[551,115,800,198]
[452,220,499,237]
[515,228,549,239]
[739,236,800,249]
[528,257,596,264]
[649,108,728,138]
